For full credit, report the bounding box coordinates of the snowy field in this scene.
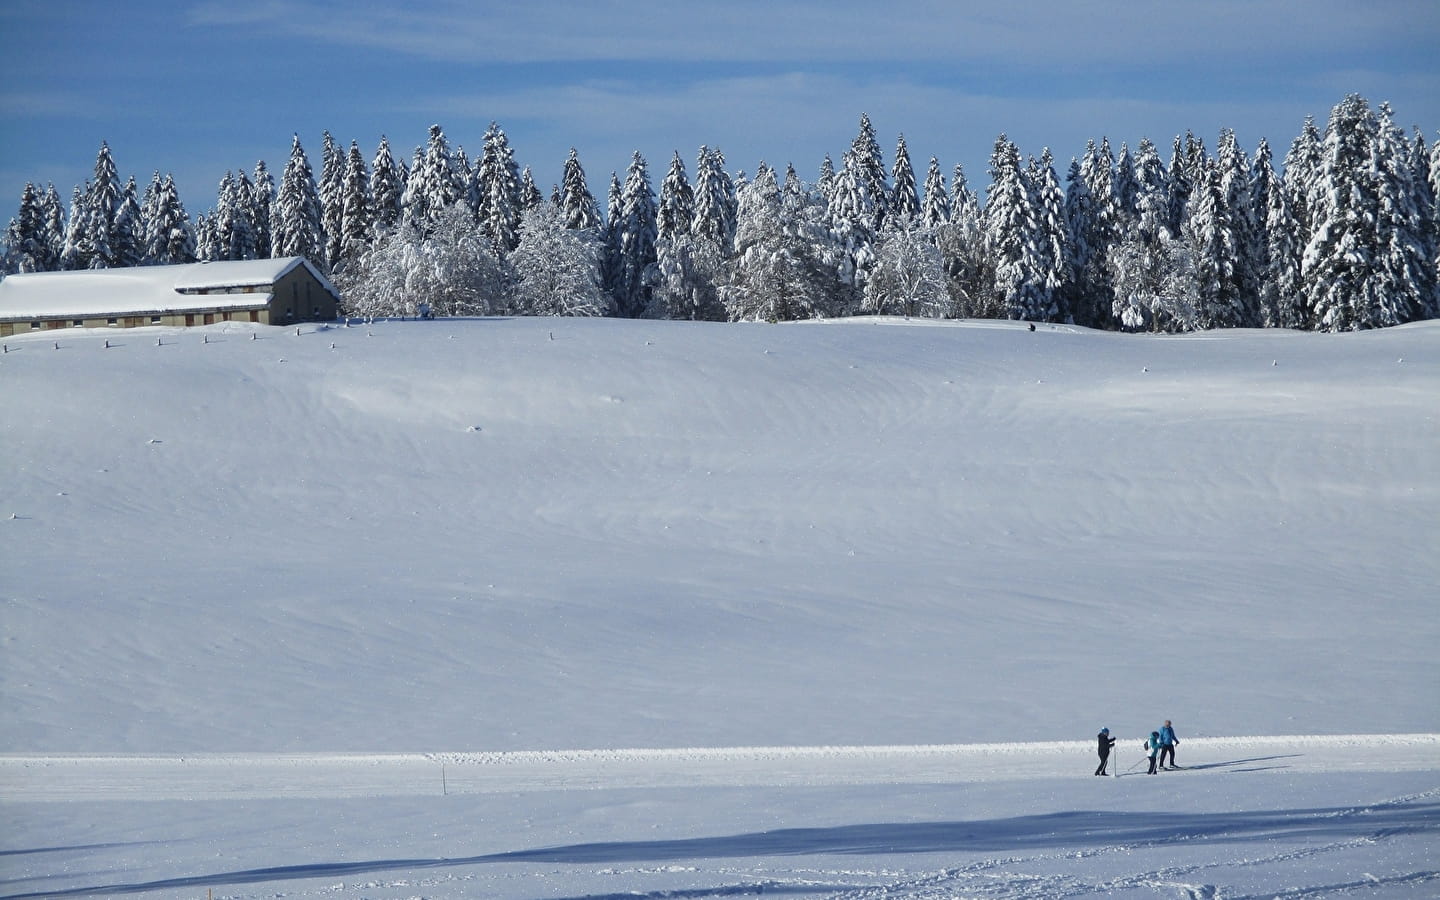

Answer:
[2,316,1438,898]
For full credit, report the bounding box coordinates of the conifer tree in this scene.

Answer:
[369,137,404,231]
[657,151,694,243]
[1302,95,1388,329]
[319,131,346,267]
[984,135,1040,320]
[3,183,45,273]
[614,152,659,317]
[337,140,373,268]
[692,147,737,253]
[1252,138,1303,327]
[109,176,143,268]
[1026,149,1070,322]
[1373,103,1435,321]
[1184,160,1248,328]
[271,134,327,269]
[1062,158,1097,325]
[252,161,275,258]
[559,148,602,231]
[60,183,88,270]
[519,166,544,211]
[1111,143,1139,237]
[816,155,837,205]
[475,122,523,254]
[145,174,195,265]
[402,125,462,230]
[849,114,890,232]
[40,184,66,270]
[921,157,950,228]
[889,134,921,228]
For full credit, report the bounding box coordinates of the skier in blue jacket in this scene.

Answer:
[1158,720,1179,769]
[1145,731,1162,774]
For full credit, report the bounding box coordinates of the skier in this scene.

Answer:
[1095,727,1116,776]
[1158,720,1179,769]
[1145,731,1162,774]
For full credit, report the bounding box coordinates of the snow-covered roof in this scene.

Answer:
[0,257,338,319]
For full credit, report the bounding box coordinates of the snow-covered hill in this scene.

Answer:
[3,316,1438,898]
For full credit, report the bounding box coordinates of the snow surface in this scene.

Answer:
[2,315,1438,898]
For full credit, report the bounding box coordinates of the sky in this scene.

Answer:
[2,0,1439,218]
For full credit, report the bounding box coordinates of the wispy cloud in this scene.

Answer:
[183,0,1440,67]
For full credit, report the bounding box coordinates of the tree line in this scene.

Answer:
[4,94,1437,332]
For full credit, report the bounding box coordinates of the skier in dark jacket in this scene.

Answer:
[1094,728,1116,775]
[1158,720,1179,769]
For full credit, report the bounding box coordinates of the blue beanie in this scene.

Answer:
[1101,727,1109,733]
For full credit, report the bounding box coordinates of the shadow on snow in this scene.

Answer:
[5,793,1436,900]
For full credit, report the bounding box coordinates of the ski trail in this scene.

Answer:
[4,735,1436,801]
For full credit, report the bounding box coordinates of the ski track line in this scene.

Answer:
[2,735,1437,802]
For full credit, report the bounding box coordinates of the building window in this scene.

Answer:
[72,319,84,327]
[151,316,162,324]
[107,318,118,326]
[30,321,41,330]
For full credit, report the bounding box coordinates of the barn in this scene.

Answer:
[0,257,341,337]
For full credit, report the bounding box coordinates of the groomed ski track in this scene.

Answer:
[4,734,1436,801]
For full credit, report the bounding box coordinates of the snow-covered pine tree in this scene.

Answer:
[657,151,694,243]
[252,161,275,259]
[1077,139,1118,324]
[1061,158,1097,325]
[613,152,659,318]
[1253,138,1304,328]
[1430,133,1440,308]
[1027,149,1071,322]
[921,157,950,229]
[827,151,878,290]
[39,184,65,270]
[559,148,602,231]
[509,202,611,316]
[109,176,143,268]
[145,174,195,265]
[849,114,890,232]
[271,134,327,270]
[79,143,123,268]
[1215,129,1259,321]
[369,137,404,231]
[601,171,624,306]
[519,166,544,212]
[1183,158,1248,329]
[984,135,1043,320]
[218,169,258,261]
[889,134,921,229]
[319,131,346,268]
[1373,103,1436,321]
[336,140,373,269]
[1111,143,1139,239]
[1301,93,1399,329]
[60,183,88,270]
[4,183,46,273]
[692,146,737,254]
[402,125,463,231]
[816,154,837,206]
[475,122,523,254]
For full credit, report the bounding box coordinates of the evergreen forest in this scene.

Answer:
[4,94,1437,333]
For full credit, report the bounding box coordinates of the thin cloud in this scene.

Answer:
[181,0,1440,66]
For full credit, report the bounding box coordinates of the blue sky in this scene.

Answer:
[3,0,1439,218]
